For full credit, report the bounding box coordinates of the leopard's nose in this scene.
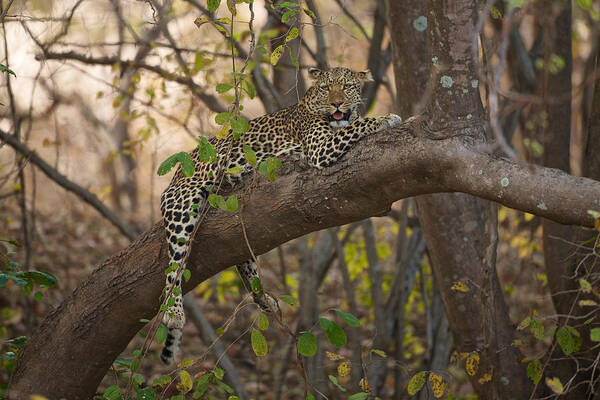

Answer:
[331,101,343,108]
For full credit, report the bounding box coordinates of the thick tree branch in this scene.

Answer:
[8,118,600,398]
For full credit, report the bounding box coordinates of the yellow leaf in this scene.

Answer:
[429,372,445,398]
[578,300,597,307]
[371,349,387,358]
[30,396,49,400]
[545,377,564,394]
[359,378,372,395]
[177,370,193,393]
[465,353,480,376]
[579,278,592,293]
[270,45,284,66]
[478,371,492,383]
[407,371,426,395]
[451,281,470,292]
[216,122,230,139]
[325,351,344,361]
[337,361,351,377]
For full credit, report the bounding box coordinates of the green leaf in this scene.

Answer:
[226,166,243,174]
[183,269,191,282]
[289,49,299,69]
[156,325,167,344]
[251,329,268,356]
[208,193,222,208]
[285,27,299,42]
[230,116,250,136]
[281,9,298,23]
[33,291,43,301]
[216,380,234,394]
[242,80,255,99]
[224,195,238,212]
[591,328,600,342]
[348,393,368,400]
[215,112,231,125]
[23,270,58,287]
[556,326,575,355]
[103,385,123,400]
[243,145,257,166]
[157,152,195,177]
[527,359,542,384]
[407,371,427,395]
[214,367,224,379]
[319,317,347,349]
[334,309,360,327]
[257,313,269,330]
[306,393,315,400]
[216,83,233,93]
[167,296,175,307]
[530,318,544,339]
[207,0,221,12]
[297,332,317,357]
[279,294,297,306]
[193,374,210,398]
[328,375,346,392]
[0,64,16,77]
[279,1,298,8]
[6,336,27,345]
[251,276,263,297]
[259,156,282,182]
[197,137,217,163]
[270,45,284,65]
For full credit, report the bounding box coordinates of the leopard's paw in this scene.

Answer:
[384,113,403,129]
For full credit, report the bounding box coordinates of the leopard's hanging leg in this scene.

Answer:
[235,260,278,313]
[159,185,207,364]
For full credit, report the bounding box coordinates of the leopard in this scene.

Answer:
[159,66,402,364]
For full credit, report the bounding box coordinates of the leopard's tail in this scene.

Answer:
[160,327,182,364]
[159,185,207,364]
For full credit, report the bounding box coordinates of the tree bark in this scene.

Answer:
[388,0,532,398]
[7,118,600,398]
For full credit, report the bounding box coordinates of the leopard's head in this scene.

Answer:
[302,67,373,129]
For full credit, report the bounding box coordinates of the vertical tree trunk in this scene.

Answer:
[539,4,600,397]
[387,1,531,398]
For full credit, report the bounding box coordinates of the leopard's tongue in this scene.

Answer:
[333,111,344,120]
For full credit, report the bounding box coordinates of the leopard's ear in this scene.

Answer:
[308,67,322,79]
[357,69,374,82]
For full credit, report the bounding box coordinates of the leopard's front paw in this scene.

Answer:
[384,113,403,129]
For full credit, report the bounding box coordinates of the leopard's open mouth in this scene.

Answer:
[329,109,351,122]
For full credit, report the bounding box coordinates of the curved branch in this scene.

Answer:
[8,118,600,398]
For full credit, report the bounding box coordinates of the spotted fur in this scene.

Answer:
[159,67,402,363]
